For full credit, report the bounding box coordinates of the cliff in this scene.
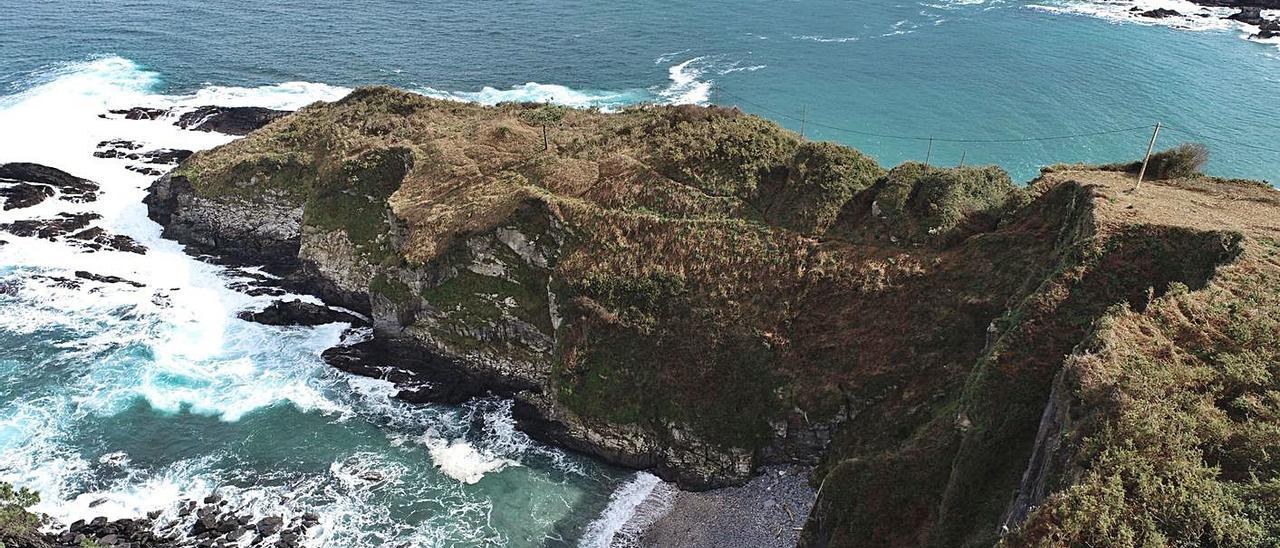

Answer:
[144,87,1280,545]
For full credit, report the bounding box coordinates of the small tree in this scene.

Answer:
[520,104,569,151]
[0,482,44,548]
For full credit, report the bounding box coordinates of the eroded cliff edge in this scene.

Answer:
[143,87,1280,546]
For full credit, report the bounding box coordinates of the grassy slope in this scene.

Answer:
[174,88,1280,545]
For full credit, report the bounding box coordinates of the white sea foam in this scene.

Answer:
[578,472,675,548]
[0,55,360,533]
[794,34,862,43]
[417,56,717,109]
[1026,0,1280,47]
[421,436,516,484]
[0,54,612,546]
[656,58,713,105]
[419,82,645,110]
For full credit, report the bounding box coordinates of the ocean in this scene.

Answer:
[0,0,1277,546]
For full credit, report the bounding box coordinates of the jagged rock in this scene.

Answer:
[97,139,143,150]
[74,271,145,288]
[144,174,304,273]
[140,148,193,165]
[176,106,290,135]
[320,339,535,406]
[1,212,99,240]
[237,299,366,327]
[107,107,168,120]
[0,182,55,210]
[68,227,148,254]
[255,516,284,536]
[127,165,166,177]
[1139,7,1182,17]
[0,163,99,204]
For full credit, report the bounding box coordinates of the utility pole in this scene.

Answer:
[799,105,807,139]
[958,149,966,168]
[925,137,934,168]
[1133,122,1162,191]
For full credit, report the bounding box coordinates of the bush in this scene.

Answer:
[1143,143,1209,180]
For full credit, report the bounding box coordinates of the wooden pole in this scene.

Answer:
[925,137,934,168]
[958,149,967,168]
[800,105,808,139]
[1134,122,1161,191]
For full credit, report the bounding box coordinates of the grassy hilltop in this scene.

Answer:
[164,87,1280,546]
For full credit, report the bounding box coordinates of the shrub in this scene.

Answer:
[1145,143,1209,180]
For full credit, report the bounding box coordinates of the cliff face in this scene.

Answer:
[144,87,1280,545]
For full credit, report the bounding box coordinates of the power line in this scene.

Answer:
[1162,125,1280,155]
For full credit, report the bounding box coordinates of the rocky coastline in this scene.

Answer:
[37,493,321,548]
[1126,1,1280,39]
[131,90,1280,547]
[10,89,1280,547]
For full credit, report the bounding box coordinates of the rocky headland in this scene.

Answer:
[120,87,1280,546]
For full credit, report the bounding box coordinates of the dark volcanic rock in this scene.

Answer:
[1194,0,1280,8]
[1229,7,1280,37]
[45,514,173,548]
[97,139,143,151]
[140,148,193,165]
[0,163,99,204]
[108,107,169,120]
[127,165,166,177]
[1,212,100,240]
[95,140,192,175]
[321,339,537,406]
[238,299,367,326]
[68,227,148,254]
[75,270,145,288]
[0,182,55,210]
[177,106,290,135]
[1139,7,1182,17]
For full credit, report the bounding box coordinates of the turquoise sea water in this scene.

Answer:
[4,0,1279,181]
[0,1,1278,546]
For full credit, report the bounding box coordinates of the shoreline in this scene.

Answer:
[618,465,816,548]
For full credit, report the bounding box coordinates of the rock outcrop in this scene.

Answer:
[237,299,367,326]
[105,105,291,136]
[0,162,99,207]
[143,88,1280,546]
[176,106,291,135]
